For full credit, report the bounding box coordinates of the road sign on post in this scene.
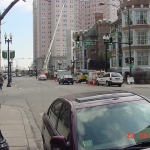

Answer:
[10,51,15,59]
[83,41,95,46]
[2,51,7,59]
[2,50,15,59]
[129,64,133,68]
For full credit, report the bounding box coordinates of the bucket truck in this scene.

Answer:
[42,3,66,74]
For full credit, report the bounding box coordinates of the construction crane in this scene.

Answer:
[42,3,66,74]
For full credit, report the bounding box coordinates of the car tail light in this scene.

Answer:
[109,77,112,80]
[64,78,66,80]
[72,78,74,80]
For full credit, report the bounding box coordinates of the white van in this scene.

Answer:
[87,71,105,84]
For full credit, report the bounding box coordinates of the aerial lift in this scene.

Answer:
[42,3,66,74]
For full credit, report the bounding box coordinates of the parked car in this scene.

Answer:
[29,74,33,77]
[12,74,16,77]
[0,130,9,150]
[41,90,150,150]
[38,74,47,80]
[18,74,22,77]
[96,72,123,87]
[58,75,74,85]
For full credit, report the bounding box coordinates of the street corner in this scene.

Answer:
[0,105,39,150]
[0,81,19,92]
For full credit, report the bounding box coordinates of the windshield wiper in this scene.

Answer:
[122,140,150,149]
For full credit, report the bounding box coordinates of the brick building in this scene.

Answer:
[120,0,150,76]
[72,13,112,71]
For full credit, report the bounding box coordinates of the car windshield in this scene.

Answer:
[75,100,150,150]
[64,75,72,78]
[111,73,122,77]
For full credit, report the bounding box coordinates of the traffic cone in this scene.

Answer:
[92,80,95,86]
[76,80,78,84]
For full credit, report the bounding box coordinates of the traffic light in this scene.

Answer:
[76,36,80,44]
[109,37,113,45]
[125,57,129,63]
[130,57,134,63]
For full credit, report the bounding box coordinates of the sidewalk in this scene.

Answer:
[0,81,39,150]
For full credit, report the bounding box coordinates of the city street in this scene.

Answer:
[1,76,150,150]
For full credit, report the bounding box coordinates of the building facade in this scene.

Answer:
[110,12,122,73]
[121,0,150,76]
[72,13,112,71]
[33,0,51,71]
[33,0,120,71]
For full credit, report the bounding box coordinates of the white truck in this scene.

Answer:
[56,70,71,79]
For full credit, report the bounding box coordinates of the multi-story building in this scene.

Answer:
[121,0,150,76]
[72,13,112,71]
[110,11,122,73]
[74,0,120,30]
[33,0,51,70]
[33,0,120,71]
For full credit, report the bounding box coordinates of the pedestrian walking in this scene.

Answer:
[0,73,4,90]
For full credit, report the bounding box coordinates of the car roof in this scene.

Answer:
[62,74,72,76]
[61,90,146,108]
[105,72,121,74]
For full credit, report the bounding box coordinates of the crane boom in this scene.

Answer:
[42,3,66,73]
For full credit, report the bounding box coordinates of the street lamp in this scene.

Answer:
[100,2,132,76]
[9,61,12,83]
[103,35,110,72]
[4,33,12,87]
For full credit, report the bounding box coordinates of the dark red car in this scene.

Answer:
[41,90,150,150]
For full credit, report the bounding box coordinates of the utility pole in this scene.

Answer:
[128,9,132,77]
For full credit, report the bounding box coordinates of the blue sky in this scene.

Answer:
[1,0,33,69]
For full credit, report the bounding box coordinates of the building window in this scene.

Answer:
[111,56,116,67]
[91,49,96,53]
[136,11,147,24]
[137,52,148,65]
[137,31,148,45]
[124,31,133,45]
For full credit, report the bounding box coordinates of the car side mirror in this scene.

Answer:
[50,136,69,149]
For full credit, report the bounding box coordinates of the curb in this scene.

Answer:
[1,105,40,150]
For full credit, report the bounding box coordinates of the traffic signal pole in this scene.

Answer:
[0,0,26,21]
[128,9,132,77]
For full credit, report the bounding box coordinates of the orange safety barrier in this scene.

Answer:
[88,81,91,86]
[92,79,96,86]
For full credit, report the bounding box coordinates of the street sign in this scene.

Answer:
[129,64,133,68]
[2,50,15,59]
[84,41,95,45]
[2,51,7,59]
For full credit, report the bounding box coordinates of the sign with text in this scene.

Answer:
[84,41,96,46]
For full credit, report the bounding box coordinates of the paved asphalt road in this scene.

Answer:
[1,76,150,149]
